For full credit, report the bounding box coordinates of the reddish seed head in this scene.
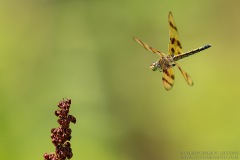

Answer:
[44,98,76,160]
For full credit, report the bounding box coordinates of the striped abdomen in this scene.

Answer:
[173,44,211,61]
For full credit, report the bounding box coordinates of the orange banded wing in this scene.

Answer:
[133,37,164,57]
[174,62,193,86]
[168,12,183,57]
[162,68,175,90]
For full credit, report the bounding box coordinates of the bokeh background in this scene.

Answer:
[0,0,239,160]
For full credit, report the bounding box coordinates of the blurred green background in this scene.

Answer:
[0,0,239,159]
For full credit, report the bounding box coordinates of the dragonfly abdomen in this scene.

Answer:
[173,44,211,61]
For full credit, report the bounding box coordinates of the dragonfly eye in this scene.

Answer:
[149,63,158,71]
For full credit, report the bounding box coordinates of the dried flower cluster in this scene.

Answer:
[44,98,76,160]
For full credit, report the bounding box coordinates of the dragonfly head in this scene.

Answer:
[149,62,158,71]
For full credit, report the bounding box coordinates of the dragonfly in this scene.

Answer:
[133,12,211,90]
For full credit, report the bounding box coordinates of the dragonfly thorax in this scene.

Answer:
[162,56,174,69]
[150,57,174,72]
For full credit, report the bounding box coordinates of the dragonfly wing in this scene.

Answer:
[174,61,193,86]
[162,68,175,90]
[168,12,183,57]
[133,37,164,56]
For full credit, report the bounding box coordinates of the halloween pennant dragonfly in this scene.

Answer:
[133,12,211,90]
